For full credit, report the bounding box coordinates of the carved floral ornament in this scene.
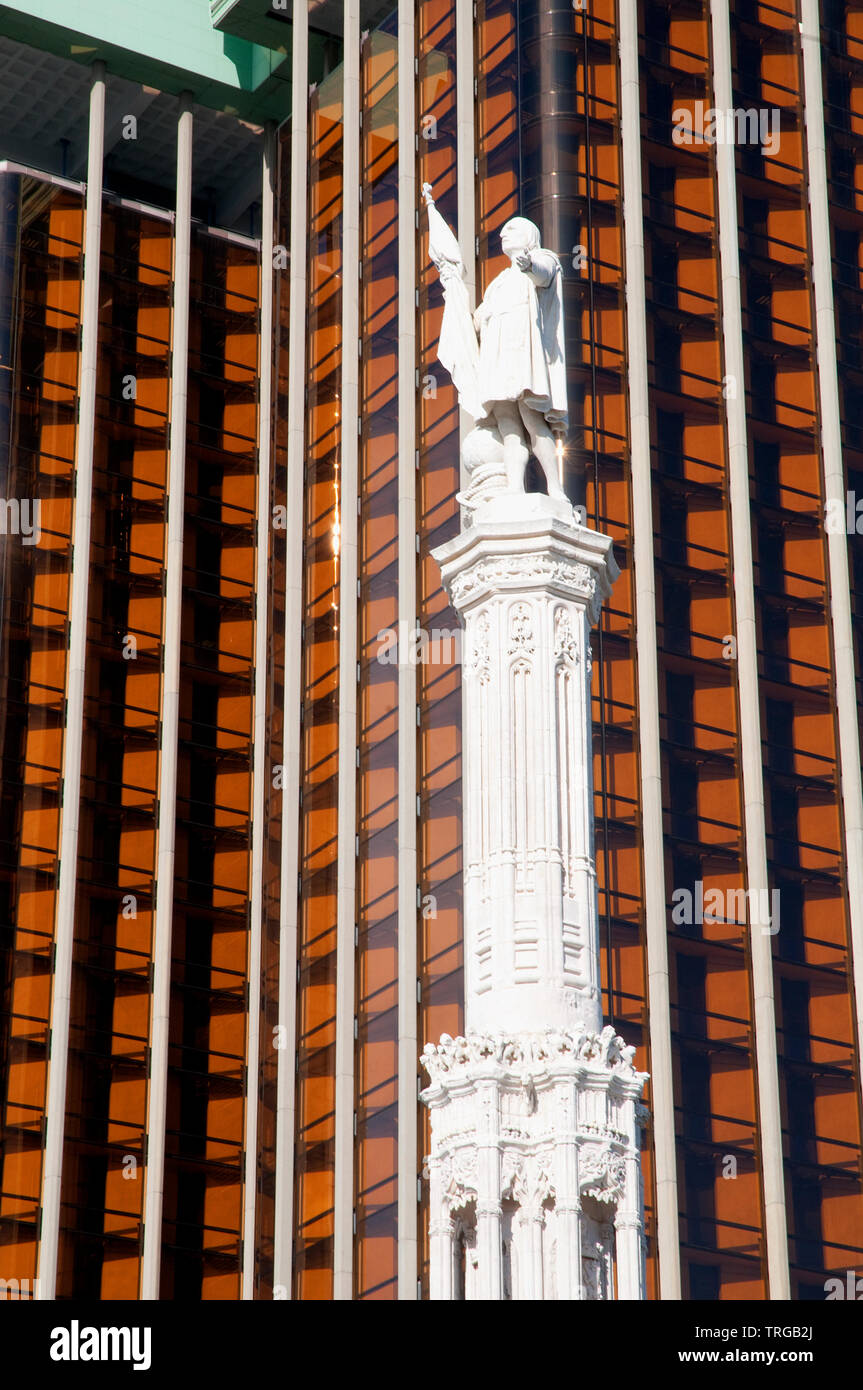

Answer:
[420,1025,640,1086]
[553,606,579,666]
[434,1144,624,1215]
[468,609,491,683]
[578,1145,627,1205]
[508,602,535,655]
[448,554,598,612]
[508,1155,554,1216]
[437,1148,557,1216]
[437,1149,479,1215]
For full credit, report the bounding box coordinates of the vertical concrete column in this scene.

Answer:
[242,122,277,1301]
[617,0,681,1300]
[709,0,790,1300]
[333,0,361,1302]
[37,59,106,1301]
[800,0,863,1079]
[274,0,309,1300]
[141,90,193,1301]
[0,172,20,774]
[397,0,419,1300]
[0,171,20,493]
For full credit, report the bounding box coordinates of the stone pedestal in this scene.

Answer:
[421,493,648,1301]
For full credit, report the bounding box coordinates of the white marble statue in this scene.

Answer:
[421,188,648,1302]
[423,184,568,507]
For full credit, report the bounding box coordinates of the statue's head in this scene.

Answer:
[500,216,541,260]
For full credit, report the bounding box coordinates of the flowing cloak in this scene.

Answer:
[474,252,568,432]
[426,195,484,421]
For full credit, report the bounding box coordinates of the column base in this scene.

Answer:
[421,1026,647,1300]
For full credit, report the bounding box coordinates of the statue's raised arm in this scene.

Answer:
[422,183,483,423]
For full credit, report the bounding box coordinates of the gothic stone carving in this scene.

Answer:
[439,1149,478,1216]
[508,602,535,656]
[468,608,491,683]
[449,555,596,611]
[421,1025,640,1088]
[578,1145,627,1205]
[553,606,579,667]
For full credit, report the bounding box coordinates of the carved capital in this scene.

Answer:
[420,1025,643,1086]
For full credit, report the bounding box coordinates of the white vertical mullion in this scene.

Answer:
[800,0,863,1081]
[273,0,308,1301]
[456,0,476,488]
[37,59,106,1302]
[141,91,193,1301]
[709,0,790,1300]
[334,0,360,1302]
[397,0,418,1300]
[617,0,682,1300]
[242,124,276,1301]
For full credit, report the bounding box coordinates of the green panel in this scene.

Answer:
[212,0,341,85]
[211,0,291,52]
[0,0,292,119]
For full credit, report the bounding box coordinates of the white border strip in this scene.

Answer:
[617,0,682,1300]
[37,59,106,1302]
[273,0,308,1301]
[141,91,194,1301]
[709,0,790,1299]
[334,0,361,1302]
[242,123,276,1300]
[397,0,418,1301]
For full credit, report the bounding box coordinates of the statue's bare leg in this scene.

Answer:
[518,401,567,501]
[492,401,530,493]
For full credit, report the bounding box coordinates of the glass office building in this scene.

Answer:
[0,0,861,1300]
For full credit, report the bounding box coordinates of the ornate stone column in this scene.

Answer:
[427,1154,454,1301]
[421,490,648,1300]
[552,1082,582,1300]
[436,490,612,1039]
[613,1101,649,1301]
